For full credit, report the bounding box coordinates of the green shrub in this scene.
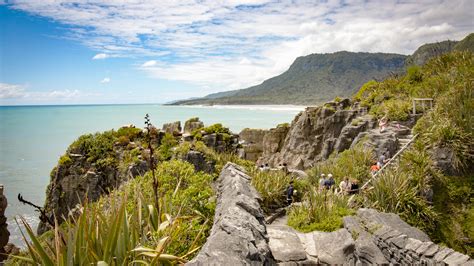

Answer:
[406,65,423,83]
[157,133,178,161]
[250,170,308,213]
[287,189,354,232]
[116,126,142,140]
[365,169,437,233]
[58,154,72,166]
[307,144,374,186]
[68,131,117,163]
[277,123,290,128]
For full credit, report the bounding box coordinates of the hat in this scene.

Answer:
[328,174,333,178]
[320,173,326,177]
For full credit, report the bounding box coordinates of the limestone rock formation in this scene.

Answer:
[342,208,473,265]
[257,124,290,165]
[182,151,215,174]
[0,185,9,262]
[259,99,375,169]
[201,133,240,153]
[162,121,182,135]
[183,118,204,134]
[257,99,417,170]
[37,142,152,235]
[187,163,274,265]
[238,128,267,161]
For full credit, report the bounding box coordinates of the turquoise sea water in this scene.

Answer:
[0,104,303,246]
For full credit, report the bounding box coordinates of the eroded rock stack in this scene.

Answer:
[257,98,415,170]
[238,128,267,161]
[0,185,10,262]
[258,99,376,169]
[187,163,274,265]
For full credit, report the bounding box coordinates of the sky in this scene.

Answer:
[0,0,472,105]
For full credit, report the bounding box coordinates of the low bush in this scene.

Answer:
[58,154,72,166]
[287,189,354,232]
[250,169,308,213]
[307,144,374,186]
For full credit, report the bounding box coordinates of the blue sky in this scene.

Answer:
[0,0,472,105]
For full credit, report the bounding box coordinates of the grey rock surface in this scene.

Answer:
[0,185,9,262]
[162,121,182,135]
[311,229,355,264]
[356,208,430,241]
[187,163,274,265]
[239,128,268,161]
[182,151,215,173]
[183,118,204,134]
[258,100,378,170]
[267,225,307,262]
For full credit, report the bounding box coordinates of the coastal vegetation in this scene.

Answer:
[287,50,473,255]
[6,41,473,263]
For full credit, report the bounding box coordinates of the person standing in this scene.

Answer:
[318,174,326,191]
[287,181,295,205]
[325,174,335,190]
[339,177,351,195]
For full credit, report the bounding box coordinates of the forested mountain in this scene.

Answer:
[172,33,473,106]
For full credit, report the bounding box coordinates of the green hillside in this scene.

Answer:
[174,52,406,105]
[174,33,473,106]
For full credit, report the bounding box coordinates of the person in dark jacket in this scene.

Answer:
[287,181,295,205]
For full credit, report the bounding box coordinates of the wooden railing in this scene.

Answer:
[360,133,419,190]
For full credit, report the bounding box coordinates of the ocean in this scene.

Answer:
[0,104,304,246]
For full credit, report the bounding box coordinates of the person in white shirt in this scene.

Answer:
[339,177,351,195]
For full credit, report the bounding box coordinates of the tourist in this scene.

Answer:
[379,115,388,133]
[318,174,326,191]
[370,164,380,176]
[264,163,270,171]
[377,152,389,168]
[339,177,351,195]
[324,174,335,190]
[349,179,359,195]
[286,181,295,205]
[281,163,289,175]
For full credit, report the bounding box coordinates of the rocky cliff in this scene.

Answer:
[255,99,413,170]
[38,119,240,235]
[0,185,9,262]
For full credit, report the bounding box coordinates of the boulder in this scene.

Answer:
[182,151,215,174]
[310,229,355,264]
[267,225,307,263]
[184,118,204,134]
[352,128,399,158]
[127,159,149,178]
[187,163,274,265]
[162,121,182,135]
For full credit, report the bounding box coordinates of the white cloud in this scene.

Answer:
[8,0,474,92]
[100,77,111,83]
[92,53,109,60]
[0,83,27,99]
[142,60,157,67]
[46,89,80,98]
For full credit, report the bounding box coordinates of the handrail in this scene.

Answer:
[360,133,419,190]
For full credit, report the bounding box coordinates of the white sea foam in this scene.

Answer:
[179,104,307,112]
